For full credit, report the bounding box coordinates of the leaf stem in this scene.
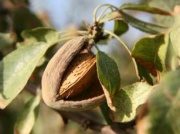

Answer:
[58,30,88,36]
[93,4,119,22]
[94,43,100,51]
[104,30,131,55]
[103,29,138,78]
[51,37,76,47]
[97,6,112,22]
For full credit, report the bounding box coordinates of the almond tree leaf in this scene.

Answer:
[0,43,47,109]
[132,34,167,77]
[19,27,60,46]
[114,20,129,36]
[138,69,180,134]
[0,28,60,109]
[169,15,180,57]
[100,102,113,125]
[147,0,180,27]
[96,50,120,96]
[111,82,152,122]
[96,50,120,110]
[119,3,171,15]
[120,11,167,34]
[136,62,153,85]
[14,95,40,134]
[147,0,180,11]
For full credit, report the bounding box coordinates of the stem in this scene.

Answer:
[58,30,88,36]
[94,43,100,51]
[51,36,76,47]
[54,30,89,45]
[58,110,128,133]
[103,29,138,78]
[60,31,88,38]
[104,30,131,55]
[97,6,112,22]
[93,4,119,22]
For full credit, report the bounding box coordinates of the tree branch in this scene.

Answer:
[57,110,129,134]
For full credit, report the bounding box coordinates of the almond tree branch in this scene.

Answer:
[57,110,134,134]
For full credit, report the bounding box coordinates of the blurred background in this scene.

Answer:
[0,0,170,134]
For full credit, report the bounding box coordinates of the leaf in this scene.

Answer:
[147,0,180,27]
[0,28,60,109]
[96,50,120,111]
[169,15,180,57]
[20,27,60,46]
[14,95,40,134]
[99,11,121,23]
[111,82,152,122]
[0,43,47,109]
[148,0,180,11]
[119,3,171,15]
[96,50,120,96]
[120,11,167,34]
[100,102,113,125]
[138,69,180,134]
[136,62,153,85]
[0,33,16,49]
[114,20,129,36]
[132,34,167,77]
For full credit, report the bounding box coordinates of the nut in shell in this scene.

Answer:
[59,50,97,99]
[42,36,105,111]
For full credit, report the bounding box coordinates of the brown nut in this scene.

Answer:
[42,36,105,111]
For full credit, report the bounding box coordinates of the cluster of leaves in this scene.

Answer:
[0,0,180,134]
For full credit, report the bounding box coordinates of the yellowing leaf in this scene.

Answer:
[132,34,167,77]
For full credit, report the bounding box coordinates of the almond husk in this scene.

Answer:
[42,37,105,111]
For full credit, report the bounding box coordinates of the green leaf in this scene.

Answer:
[120,11,167,34]
[119,3,171,15]
[169,15,180,57]
[96,50,120,110]
[96,50,120,96]
[136,62,153,85]
[114,20,129,36]
[20,27,60,46]
[147,0,180,11]
[0,43,47,109]
[99,11,121,23]
[14,95,40,134]
[140,69,180,134]
[111,82,152,122]
[100,102,113,125]
[132,34,167,77]
[147,0,180,27]
[0,28,60,109]
[0,33,16,49]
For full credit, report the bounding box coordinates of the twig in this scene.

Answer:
[57,110,129,134]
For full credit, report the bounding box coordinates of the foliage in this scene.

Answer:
[0,0,180,134]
